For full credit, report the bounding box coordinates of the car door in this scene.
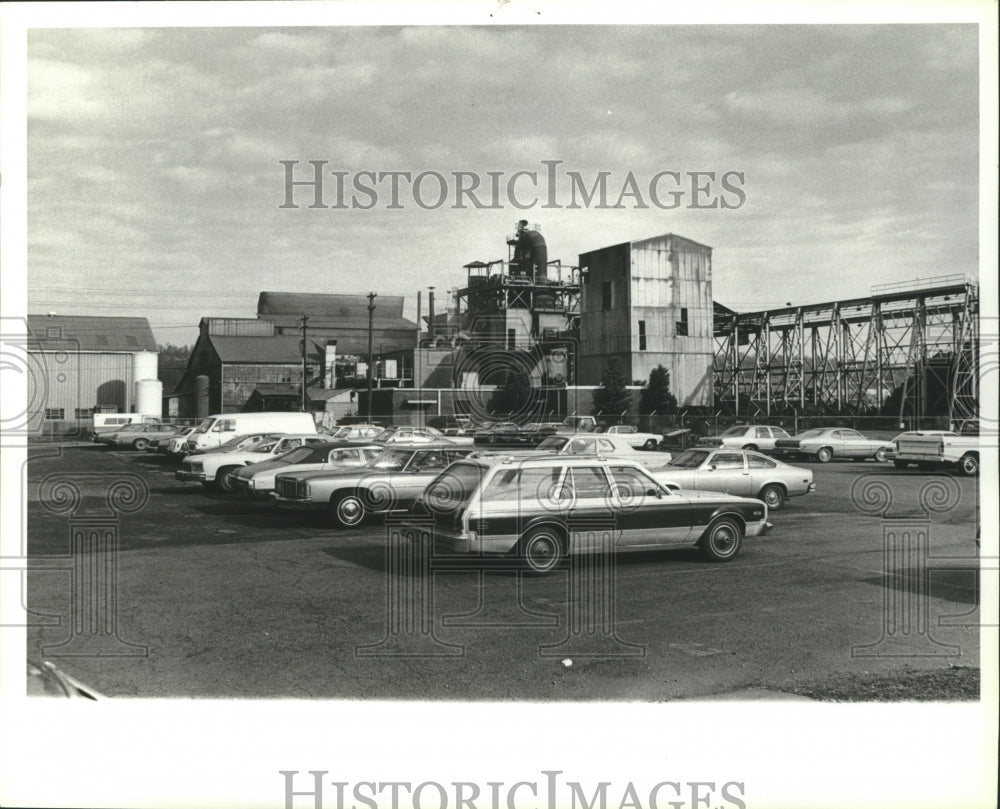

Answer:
[608,465,693,546]
[558,465,621,552]
[838,429,868,457]
[695,451,752,496]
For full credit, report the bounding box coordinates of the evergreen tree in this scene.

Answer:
[592,358,632,417]
[638,364,678,416]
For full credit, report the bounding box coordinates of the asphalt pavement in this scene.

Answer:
[23,444,981,700]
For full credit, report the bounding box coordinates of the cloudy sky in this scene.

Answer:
[24,22,980,347]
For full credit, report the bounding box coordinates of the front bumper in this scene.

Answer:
[270,493,318,511]
[746,520,774,537]
[175,470,207,482]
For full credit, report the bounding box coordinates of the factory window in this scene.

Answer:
[507,329,516,350]
[676,308,689,337]
[602,281,612,310]
[75,408,91,419]
[638,320,647,351]
[44,408,65,420]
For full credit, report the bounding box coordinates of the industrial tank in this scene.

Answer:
[134,379,163,419]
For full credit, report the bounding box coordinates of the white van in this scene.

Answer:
[182,412,317,454]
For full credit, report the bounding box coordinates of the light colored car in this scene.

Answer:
[648,448,815,510]
[402,454,772,574]
[891,431,979,476]
[176,433,326,491]
[772,428,893,463]
[230,441,383,498]
[101,423,184,450]
[369,425,467,445]
[601,424,664,451]
[272,444,474,527]
[505,433,671,461]
[323,424,383,441]
[699,424,792,452]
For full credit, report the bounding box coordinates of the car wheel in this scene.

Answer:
[132,438,149,451]
[519,527,565,575]
[331,493,367,528]
[700,517,744,562]
[643,439,658,451]
[742,444,758,452]
[958,454,979,477]
[873,448,888,463]
[216,466,239,493]
[892,460,908,469]
[816,447,833,463]
[758,483,786,511]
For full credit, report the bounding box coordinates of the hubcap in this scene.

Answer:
[528,535,558,568]
[339,499,362,523]
[713,526,736,552]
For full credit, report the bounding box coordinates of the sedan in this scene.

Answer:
[230,442,382,498]
[600,424,664,451]
[272,444,474,527]
[648,448,814,510]
[101,423,184,450]
[698,424,792,452]
[772,428,893,463]
[176,434,326,491]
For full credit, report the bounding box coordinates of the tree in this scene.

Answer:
[592,358,632,419]
[488,370,533,416]
[157,344,191,394]
[638,364,677,416]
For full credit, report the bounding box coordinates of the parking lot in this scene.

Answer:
[24,443,981,700]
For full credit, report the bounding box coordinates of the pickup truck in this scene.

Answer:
[892,431,979,476]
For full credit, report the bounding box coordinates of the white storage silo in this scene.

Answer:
[135,379,163,419]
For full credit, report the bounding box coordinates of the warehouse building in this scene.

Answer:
[25,314,161,432]
[170,292,418,417]
[578,233,715,406]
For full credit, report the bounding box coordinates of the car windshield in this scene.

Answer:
[367,448,412,470]
[192,418,215,435]
[721,426,749,437]
[667,449,711,468]
[537,436,569,451]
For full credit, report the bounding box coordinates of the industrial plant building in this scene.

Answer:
[170,292,418,418]
[24,314,161,431]
[578,233,714,406]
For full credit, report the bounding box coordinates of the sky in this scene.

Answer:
[22,22,982,349]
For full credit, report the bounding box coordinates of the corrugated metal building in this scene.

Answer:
[578,233,714,406]
[25,314,160,425]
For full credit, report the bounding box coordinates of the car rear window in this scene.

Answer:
[483,466,563,503]
[425,462,488,507]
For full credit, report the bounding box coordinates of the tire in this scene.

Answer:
[757,483,786,511]
[700,517,744,562]
[519,527,565,575]
[893,460,908,469]
[643,439,658,451]
[958,454,979,477]
[873,448,888,463]
[742,444,758,452]
[216,466,239,493]
[331,492,367,528]
[132,438,149,451]
[816,447,833,463]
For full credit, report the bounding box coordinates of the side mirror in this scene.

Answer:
[708,464,717,471]
[645,487,663,499]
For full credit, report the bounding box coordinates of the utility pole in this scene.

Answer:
[366,292,377,420]
[300,314,309,412]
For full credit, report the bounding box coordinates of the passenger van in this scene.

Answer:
[183,412,317,454]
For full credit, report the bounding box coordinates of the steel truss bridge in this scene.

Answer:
[713,275,979,422]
